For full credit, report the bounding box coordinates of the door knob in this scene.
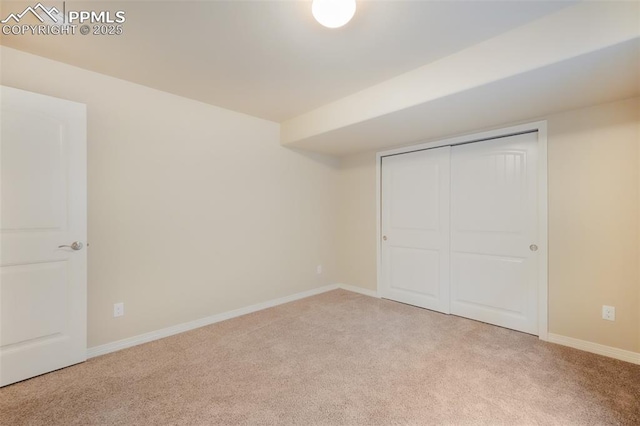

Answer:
[383,235,388,241]
[529,244,538,252]
[58,241,83,251]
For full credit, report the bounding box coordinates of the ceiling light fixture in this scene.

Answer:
[312,0,356,29]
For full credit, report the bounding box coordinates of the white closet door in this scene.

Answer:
[450,132,538,334]
[381,146,450,313]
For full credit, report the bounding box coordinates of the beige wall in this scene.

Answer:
[337,97,640,353]
[337,151,378,290]
[1,46,339,348]
[548,98,639,352]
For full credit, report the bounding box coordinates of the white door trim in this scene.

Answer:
[376,121,549,341]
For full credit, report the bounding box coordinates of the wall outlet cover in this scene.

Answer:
[602,305,615,321]
[114,302,124,318]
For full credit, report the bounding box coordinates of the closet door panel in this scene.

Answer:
[381,147,451,313]
[450,133,538,334]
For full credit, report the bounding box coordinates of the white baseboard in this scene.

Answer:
[547,333,640,365]
[336,283,379,298]
[89,286,638,367]
[87,284,341,358]
[87,284,379,358]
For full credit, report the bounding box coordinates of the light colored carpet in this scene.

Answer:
[1,289,638,425]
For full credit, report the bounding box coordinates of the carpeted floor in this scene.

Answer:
[1,289,639,425]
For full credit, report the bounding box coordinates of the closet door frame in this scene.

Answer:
[376,121,548,341]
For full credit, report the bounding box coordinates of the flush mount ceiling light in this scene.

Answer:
[312,0,356,29]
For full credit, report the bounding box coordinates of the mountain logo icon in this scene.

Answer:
[1,3,61,24]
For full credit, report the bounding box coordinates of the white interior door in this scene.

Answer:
[381,146,450,313]
[450,132,538,334]
[1,86,87,386]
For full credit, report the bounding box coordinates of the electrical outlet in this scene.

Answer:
[316,265,323,274]
[113,302,124,318]
[602,305,615,321]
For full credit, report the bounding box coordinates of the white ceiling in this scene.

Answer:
[288,39,640,156]
[280,1,640,155]
[0,1,574,122]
